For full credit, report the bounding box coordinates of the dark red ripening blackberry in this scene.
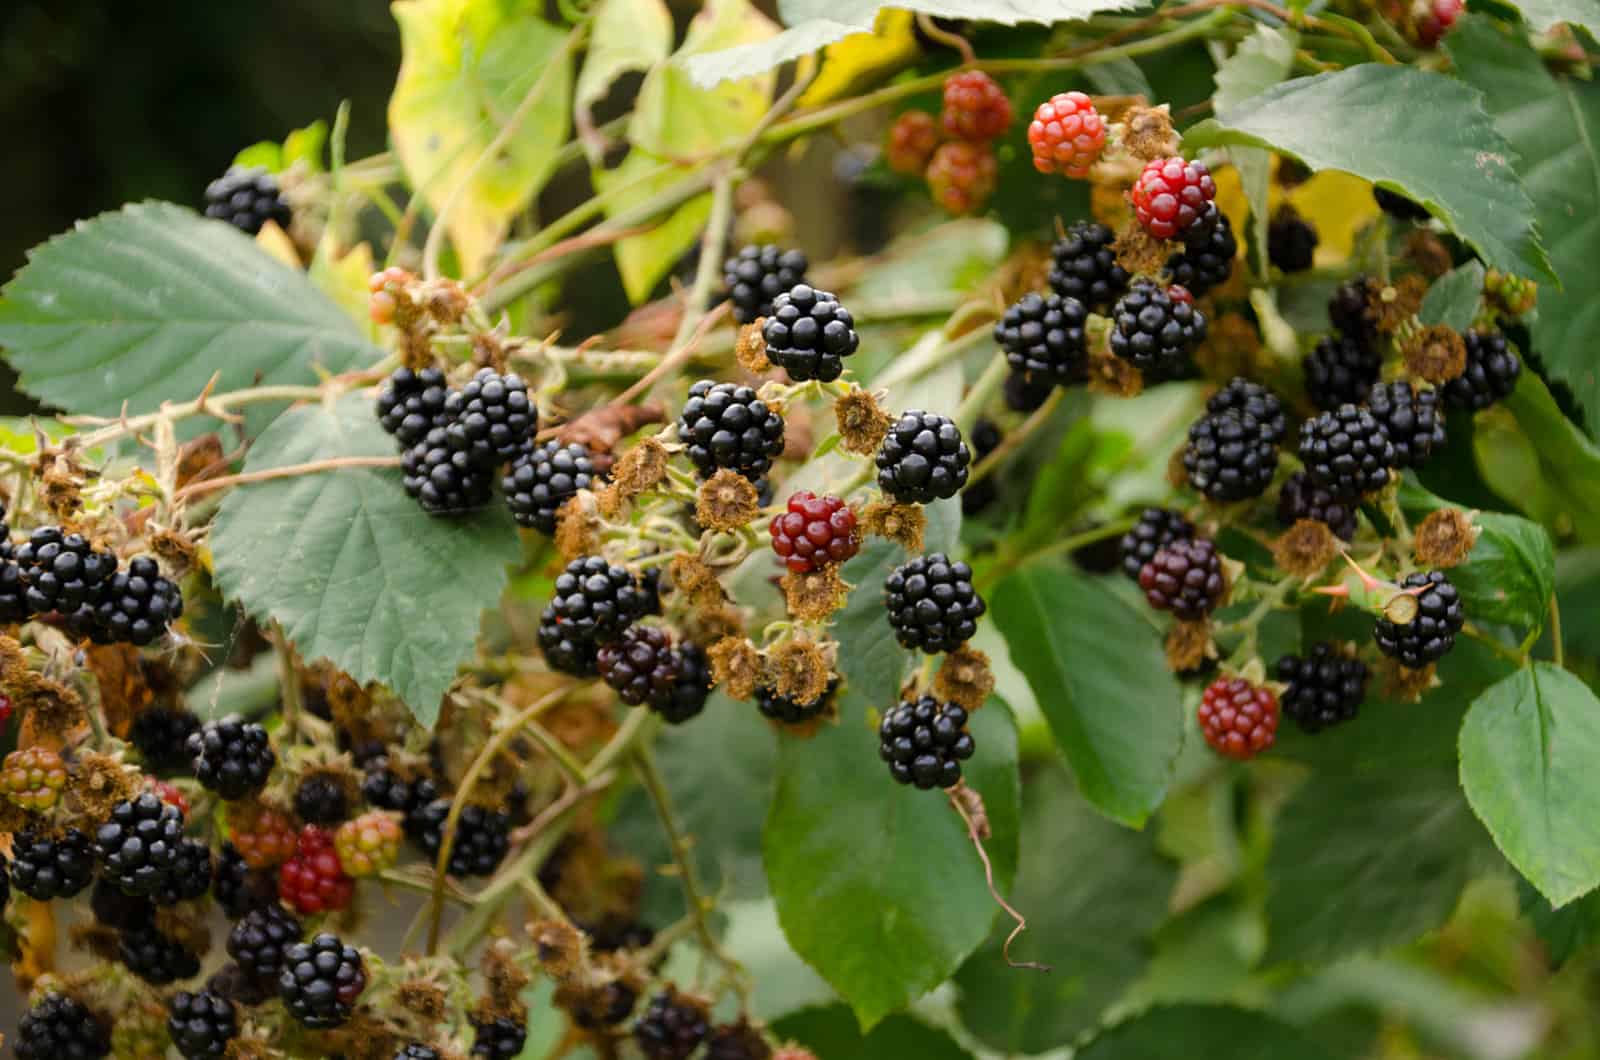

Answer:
[1139,538,1226,620]
[598,626,678,708]
[1118,508,1195,581]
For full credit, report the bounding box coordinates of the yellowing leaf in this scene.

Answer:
[389,0,574,276]
[1282,168,1379,265]
[311,237,379,337]
[254,222,302,269]
[796,8,917,107]
[576,0,674,116]
[596,152,713,303]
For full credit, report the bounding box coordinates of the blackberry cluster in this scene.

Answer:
[472,1016,529,1059]
[883,553,986,653]
[444,368,537,468]
[723,245,809,324]
[1049,221,1128,311]
[129,707,201,773]
[1304,334,1381,410]
[763,285,859,383]
[155,838,214,905]
[1138,538,1226,620]
[95,792,184,896]
[634,990,710,1060]
[95,555,185,646]
[1164,205,1236,297]
[13,526,116,621]
[504,441,597,533]
[119,922,201,984]
[402,428,495,515]
[993,292,1089,385]
[228,904,304,985]
[756,678,839,725]
[878,697,975,790]
[1365,380,1445,468]
[598,626,678,707]
[10,827,94,899]
[204,166,292,234]
[537,556,648,676]
[1374,570,1464,668]
[1277,471,1360,541]
[167,990,238,1059]
[1119,508,1194,581]
[1277,643,1369,733]
[1298,405,1396,499]
[1268,208,1318,273]
[376,367,451,446]
[1443,330,1521,411]
[277,932,366,1029]
[1108,280,1207,374]
[1183,409,1280,502]
[15,993,110,1060]
[188,715,277,800]
[294,775,351,826]
[875,411,971,503]
[678,381,786,483]
[407,801,511,878]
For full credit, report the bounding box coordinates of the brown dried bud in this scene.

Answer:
[687,602,747,645]
[1414,507,1479,568]
[480,939,531,1017]
[528,918,587,983]
[147,528,199,579]
[1382,658,1440,702]
[611,437,670,502]
[14,672,85,739]
[1272,519,1340,579]
[859,501,925,553]
[769,637,834,706]
[709,637,763,701]
[834,387,894,456]
[37,449,88,521]
[1402,325,1467,385]
[668,554,725,608]
[1088,348,1144,398]
[396,978,450,1022]
[780,566,850,622]
[1113,221,1172,277]
[1403,230,1454,279]
[68,751,141,823]
[934,648,995,712]
[1372,274,1428,334]
[1121,103,1180,161]
[554,491,603,562]
[1165,619,1216,674]
[423,278,471,326]
[696,469,761,532]
[174,434,227,491]
[735,320,773,375]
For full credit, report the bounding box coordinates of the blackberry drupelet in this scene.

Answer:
[883,553,986,653]
[213,843,278,919]
[1267,208,1318,273]
[1164,204,1236,297]
[723,244,809,324]
[1304,334,1381,410]
[1298,405,1396,499]
[472,1016,529,1059]
[993,292,1089,385]
[10,827,94,899]
[167,990,238,1059]
[277,932,366,1029]
[1365,380,1446,468]
[634,989,711,1060]
[1374,570,1464,668]
[1183,410,1280,501]
[443,367,537,468]
[1119,508,1195,581]
[1205,377,1287,444]
[362,765,420,814]
[875,410,971,503]
[129,707,201,774]
[757,678,839,725]
[1277,471,1359,540]
[408,801,511,878]
[294,775,350,826]
[1138,538,1226,620]
[762,285,859,383]
[204,167,291,234]
[376,367,451,447]
[598,626,678,707]
[659,642,712,724]
[154,838,214,905]
[504,441,597,533]
[227,904,304,985]
[1048,221,1128,311]
[402,427,496,515]
[1276,643,1368,733]
[15,993,110,1060]
[91,877,153,929]
[678,381,786,483]
[95,792,184,896]
[1373,185,1430,221]
[118,922,201,984]
[0,537,26,622]
[1107,279,1207,374]
[537,556,648,676]
[188,715,277,800]
[95,555,184,645]
[1443,330,1522,411]
[13,526,116,618]
[879,696,975,789]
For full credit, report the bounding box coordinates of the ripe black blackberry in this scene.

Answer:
[277,932,366,1029]
[129,707,202,773]
[1138,538,1226,620]
[15,992,110,1060]
[537,556,648,676]
[993,292,1090,385]
[1048,220,1129,311]
[879,696,975,789]
[706,1020,772,1060]
[1327,277,1375,343]
[204,166,292,234]
[1276,643,1368,733]
[154,838,214,905]
[13,526,117,617]
[443,367,537,467]
[634,989,710,1060]
[875,410,971,503]
[1267,208,1318,273]
[884,553,986,653]
[1304,334,1381,410]
[188,715,277,800]
[763,284,859,383]
[678,381,786,483]
[10,827,94,899]
[168,990,238,1060]
[1206,377,1287,444]
[119,922,201,984]
[362,765,420,813]
[214,843,278,919]
[504,441,597,533]
[95,792,184,896]
[376,367,452,447]
[407,800,511,878]
[1107,280,1207,374]
[206,963,276,1007]
[757,677,839,725]
[1373,185,1430,222]
[1004,368,1054,412]
[1443,330,1522,411]
[1118,508,1195,581]
[227,903,304,985]
[90,877,153,929]
[472,1016,529,1059]
[1183,410,1280,502]
[1164,205,1237,297]
[1374,570,1464,668]
[0,537,27,622]
[402,426,496,515]
[659,642,712,724]
[723,244,809,324]
[1365,380,1446,468]
[961,419,1001,516]
[1298,404,1396,499]
[1277,471,1360,541]
[394,1046,441,1060]
[294,775,351,826]
[598,626,677,707]
[94,555,184,645]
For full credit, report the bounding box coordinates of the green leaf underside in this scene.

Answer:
[211,395,519,725]
[1076,1005,1340,1060]
[1417,260,1485,332]
[1504,0,1600,34]
[1496,376,1600,542]
[1460,663,1600,907]
[773,1004,974,1059]
[991,563,1183,827]
[1186,65,1554,283]
[0,202,378,428]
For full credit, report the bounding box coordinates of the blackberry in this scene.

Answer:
[769,491,860,573]
[884,553,986,653]
[214,843,278,919]
[394,1046,441,1060]
[11,827,92,900]
[167,990,238,1059]
[678,381,786,483]
[878,696,975,790]
[1048,221,1129,311]
[1443,330,1521,411]
[277,932,366,1029]
[1108,280,1207,375]
[1304,334,1381,410]
[762,284,859,383]
[227,904,304,985]
[1138,537,1226,620]
[472,1016,529,1059]
[572,980,639,1029]
[723,244,809,324]
[1327,278,1375,344]
[962,419,1001,516]
[1298,404,1396,499]
[504,441,597,533]
[1365,380,1445,468]
[15,993,110,1060]
[875,410,971,503]
[1199,677,1279,760]
[206,963,275,1007]
[1277,471,1360,541]
[362,765,419,813]
[90,877,153,928]
[1164,204,1237,297]
[1183,409,1280,502]
[757,677,839,725]
[1118,508,1195,580]
[277,825,355,915]
[402,427,496,515]
[537,556,648,676]
[188,715,277,800]
[1267,208,1318,273]
[598,626,678,707]
[1276,643,1368,733]
[1004,369,1054,412]
[443,367,537,468]
[128,707,201,773]
[13,526,116,618]
[1205,377,1287,444]
[119,922,201,984]
[294,775,351,826]
[634,989,711,1060]
[659,642,712,724]
[407,801,511,878]
[1374,570,1464,668]
[94,555,184,645]
[376,367,452,447]
[0,537,27,622]
[707,1021,773,1060]
[154,838,214,905]
[993,292,1090,385]
[1374,185,1430,222]
[204,166,292,235]
[95,792,184,896]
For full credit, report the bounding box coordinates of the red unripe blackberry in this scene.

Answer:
[1108,279,1207,375]
[1138,538,1226,620]
[1277,471,1359,541]
[188,714,277,801]
[1443,330,1521,411]
[1131,157,1217,240]
[941,70,1013,142]
[926,141,998,215]
[598,626,678,707]
[376,366,451,447]
[95,791,185,896]
[1365,380,1446,469]
[886,110,940,176]
[1049,220,1129,311]
[1118,507,1195,581]
[1374,569,1464,668]
[884,552,986,653]
[277,932,366,1029]
[1415,0,1464,46]
[10,826,95,900]
[878,696,975,789]
[204,166,292,235]
[763,284,859,383]
[1165,205,1237,297]
[15,992,111,1060]
[1027,91,1106,177]
[722,244,809,324]
[875,410,971,503]
[118,921,201,984]
[634,989,711,1060]
[229,804,297,869]
[678,380,786,484]
[770,491,859,574]
[1276,642,1368,733]
[1199,677,1279,760]
[443,367,537,468]
[167,989,238,1059]
[278,826,354,914]
[1297,404,1396,500]
[994,292,1090,385]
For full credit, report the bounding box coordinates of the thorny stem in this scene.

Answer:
[172,456,403,502]
[71,382,328,450]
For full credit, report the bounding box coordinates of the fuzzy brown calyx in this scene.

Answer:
[1402,324,1467,384]
[696,469,761,532]
[1372,274,1428,334]
[610,437,671,503]
[859,501,925,553]
[12,671,85,741]
[555,491,603,561]
[1404,230,1454,279]
[667,554,725,608]
[1165,619,1216,674]
[768,637,834,706]
[68,751,141,823]
[1273,519,1340,579]
[687,601,747,645]
[708,637,763,701]
[1112,221,1171,278]
[780,566,850,622]
[479,939,532,1021]
[834,387,894,456]
[1087,348,1144,398]
[528,917,589,983]
[1382,658,1440,703]
[1120,103,1180,161]
[1414,507,1479,568]
[934,648,995,712]
[736,320,773,374]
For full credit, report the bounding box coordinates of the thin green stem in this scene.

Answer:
[954,353,1009,437]
[1549,595,1564,668]
[965,388,1065,489]
[1025,518,1139,567]
[669,170,737,352]
[1462,622,1524,665]
[274,623,304,744]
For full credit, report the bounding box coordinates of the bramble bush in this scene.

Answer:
[0,0,1598,1057]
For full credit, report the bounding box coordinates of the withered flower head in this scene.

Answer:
[859,501,925,553]
[667,553,725,608]
[611,437,670,502]
[1414,507,1479,568]
[480,939,531,1017]
[1402,324,1467,384]
[555,491,603,561]
[708,637,763,701]
[1122,103,1181,161]
[696,469,761,532]
[687,602,746,645]
[735,321,772,375]
[1272,519,1340,579]
[834,387,894,456]
[1113,221,1172,276]
[1165,619,1216,674]
[1404,230,1454,278]
[1372,274,1428,334]
[1382,658,1440,703]
[69,751,141,822]
[768,637,833,706]
[1088,348,1144,398]
[934,647,995,712]
[528,917,588,982]
[780,566,850,622]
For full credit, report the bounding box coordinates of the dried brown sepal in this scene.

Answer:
[668,554,725,608]
[528,917,588,983]
[1088,349,1144,398]
[147,527,199,579]
[834,387,894,456]
[1372,274,1428,334]
[696,469,761,532]
[859,501,925,553]
[1165,620,1216,674]
[1121,103,1181,161]
[780,566,850,622]
[1414,507,1479,568]
[479,940,531,1020]
[735,320,773,374]
[554,492,603,562]
[1165,441,1190,490]
[396,978,450,1022]
[555,402,667,464]
[768,637,834,706]
[1381,658,1440,703]
[1403,230,1454,279]
[36,449,89,522]
[152,906,210,956]
[1273,519,1340,579]
[0,634,23,679]
[423,278,471,326]
[1193,311,1265,384]
[1112,221,1172,278]
[934,648,996,712]
[1402,324,1468,385]
[709,637,763,701]
[68,751,141,823]
[14,672,85,742]
[174,434,227,491]
[687,602,746,645]
[611,437,670,501]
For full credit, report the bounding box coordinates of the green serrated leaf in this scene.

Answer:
[1185,65,1553,282]
[1482,374,1600,543]
[0,203,379,432]
[631,0,779,159]
[1077,1005,1340,1060]
[211,395,520,725]
[772,1004,974,1060]
[991,563,1183,827]
[1460,662,1600,907]
[1417,260,1485,331]
[1213,25,1297,114]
